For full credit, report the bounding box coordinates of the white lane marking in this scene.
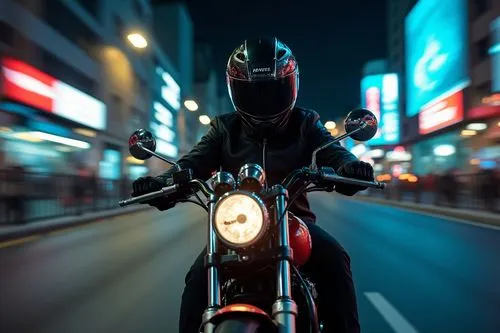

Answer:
[365,292,419,333]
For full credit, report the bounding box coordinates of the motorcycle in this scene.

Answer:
[119,108,386,333]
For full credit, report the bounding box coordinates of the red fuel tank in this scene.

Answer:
[288,213,312,267]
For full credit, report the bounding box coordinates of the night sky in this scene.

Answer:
[180,0,387,120]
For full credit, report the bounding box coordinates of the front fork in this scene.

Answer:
[202,194,220,333]
[273,185,298,333]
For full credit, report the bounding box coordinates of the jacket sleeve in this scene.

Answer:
[308,112,358,171]
[158,117,222,181]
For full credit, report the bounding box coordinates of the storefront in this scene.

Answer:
[411,131,470,175]
[463,100,500,171]
[0,57,107,174]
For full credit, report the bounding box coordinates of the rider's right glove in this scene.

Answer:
[335,161,374,196]
[132,176,177,211]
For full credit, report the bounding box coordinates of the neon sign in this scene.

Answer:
[1,58,107,130]
[361,73,400,145]
[156,67,180,111]
[151,67,179,158]
[419,90,464,135]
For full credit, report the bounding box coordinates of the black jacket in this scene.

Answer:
[163,107,357,223]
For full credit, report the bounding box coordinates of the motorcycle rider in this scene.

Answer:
[132,37,374,333]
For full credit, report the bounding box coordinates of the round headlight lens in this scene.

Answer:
[214,192,268,248]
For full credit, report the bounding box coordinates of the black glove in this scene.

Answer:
[335,161,374,196]
[132,176,176,211]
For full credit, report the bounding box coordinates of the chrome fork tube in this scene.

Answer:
[272,185,297,333]
[202,195,220,333]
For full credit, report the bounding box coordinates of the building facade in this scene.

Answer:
[0,0,190,179]
[383,0,499,176]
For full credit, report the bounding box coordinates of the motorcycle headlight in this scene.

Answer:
[214,191,269,248]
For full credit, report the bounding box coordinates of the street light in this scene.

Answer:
[461,129,477,137]
[199,115,211,125]
[466,123,487,131]
[127,33,148,49]
[184,100,199,111]
[325,121,336,130]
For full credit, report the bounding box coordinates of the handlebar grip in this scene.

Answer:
[321,172,386,189]
[118,184,179,207]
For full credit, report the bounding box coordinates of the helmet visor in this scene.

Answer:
[228,73,298,118]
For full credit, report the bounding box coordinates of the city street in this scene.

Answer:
[0,193,499,333]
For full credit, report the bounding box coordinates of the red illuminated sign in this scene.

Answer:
[1,57,106,130]
[468,105,500,120]
[419,90,464,135]
[1,58,56,112]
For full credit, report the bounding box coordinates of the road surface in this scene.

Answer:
[0,193,499,333]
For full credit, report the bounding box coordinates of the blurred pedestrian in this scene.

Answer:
[73,166,86,215]
[89,170,98,210]
[4,164,27,224]
[479,169,499,212]
[439,170,458,208]
[121,174,129,198]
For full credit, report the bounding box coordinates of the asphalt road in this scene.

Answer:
[0,193,499,333]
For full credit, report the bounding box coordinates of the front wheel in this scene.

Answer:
[214,318,273,333]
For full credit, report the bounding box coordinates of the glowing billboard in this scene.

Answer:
[418,90,464,135]
[1,57,107,130]
[151,67,179,158]
[361,73,400,145]
[405,0,469,116]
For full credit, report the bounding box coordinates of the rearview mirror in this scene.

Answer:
[129,129,156,160]
[344,108,378,141]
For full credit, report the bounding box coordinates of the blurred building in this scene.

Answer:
[191,41,233,142]
[0,0,191,178]
[152,0,195,156]
[380,0,500,176]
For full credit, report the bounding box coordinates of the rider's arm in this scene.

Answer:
[158,117,222,182]
[308,111,358,171]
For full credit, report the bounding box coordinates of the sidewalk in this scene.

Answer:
[0,205,151,242]
[353,195,500,227]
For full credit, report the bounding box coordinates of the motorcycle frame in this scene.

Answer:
[202,184,297,333]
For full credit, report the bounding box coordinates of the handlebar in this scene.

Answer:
[282,167,385,190]
[118,167,386,208]
[119,184,179,207]
[320,171,385,189]
[118,179,214,207]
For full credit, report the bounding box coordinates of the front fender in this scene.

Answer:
[209,304,275,333]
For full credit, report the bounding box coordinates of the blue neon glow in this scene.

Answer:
[489,43,500,55]
[405,0,469,116]
[27,119,71,137]
[361,73,400,145]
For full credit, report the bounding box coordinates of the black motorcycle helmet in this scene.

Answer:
[226,37,299,132]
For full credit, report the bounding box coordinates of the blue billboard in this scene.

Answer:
[361,73,400,145]
[151,67,179,158]
[405,0,469,117]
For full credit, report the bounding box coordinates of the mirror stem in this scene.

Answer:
[310,123,367,170]
[138,143,181,170]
